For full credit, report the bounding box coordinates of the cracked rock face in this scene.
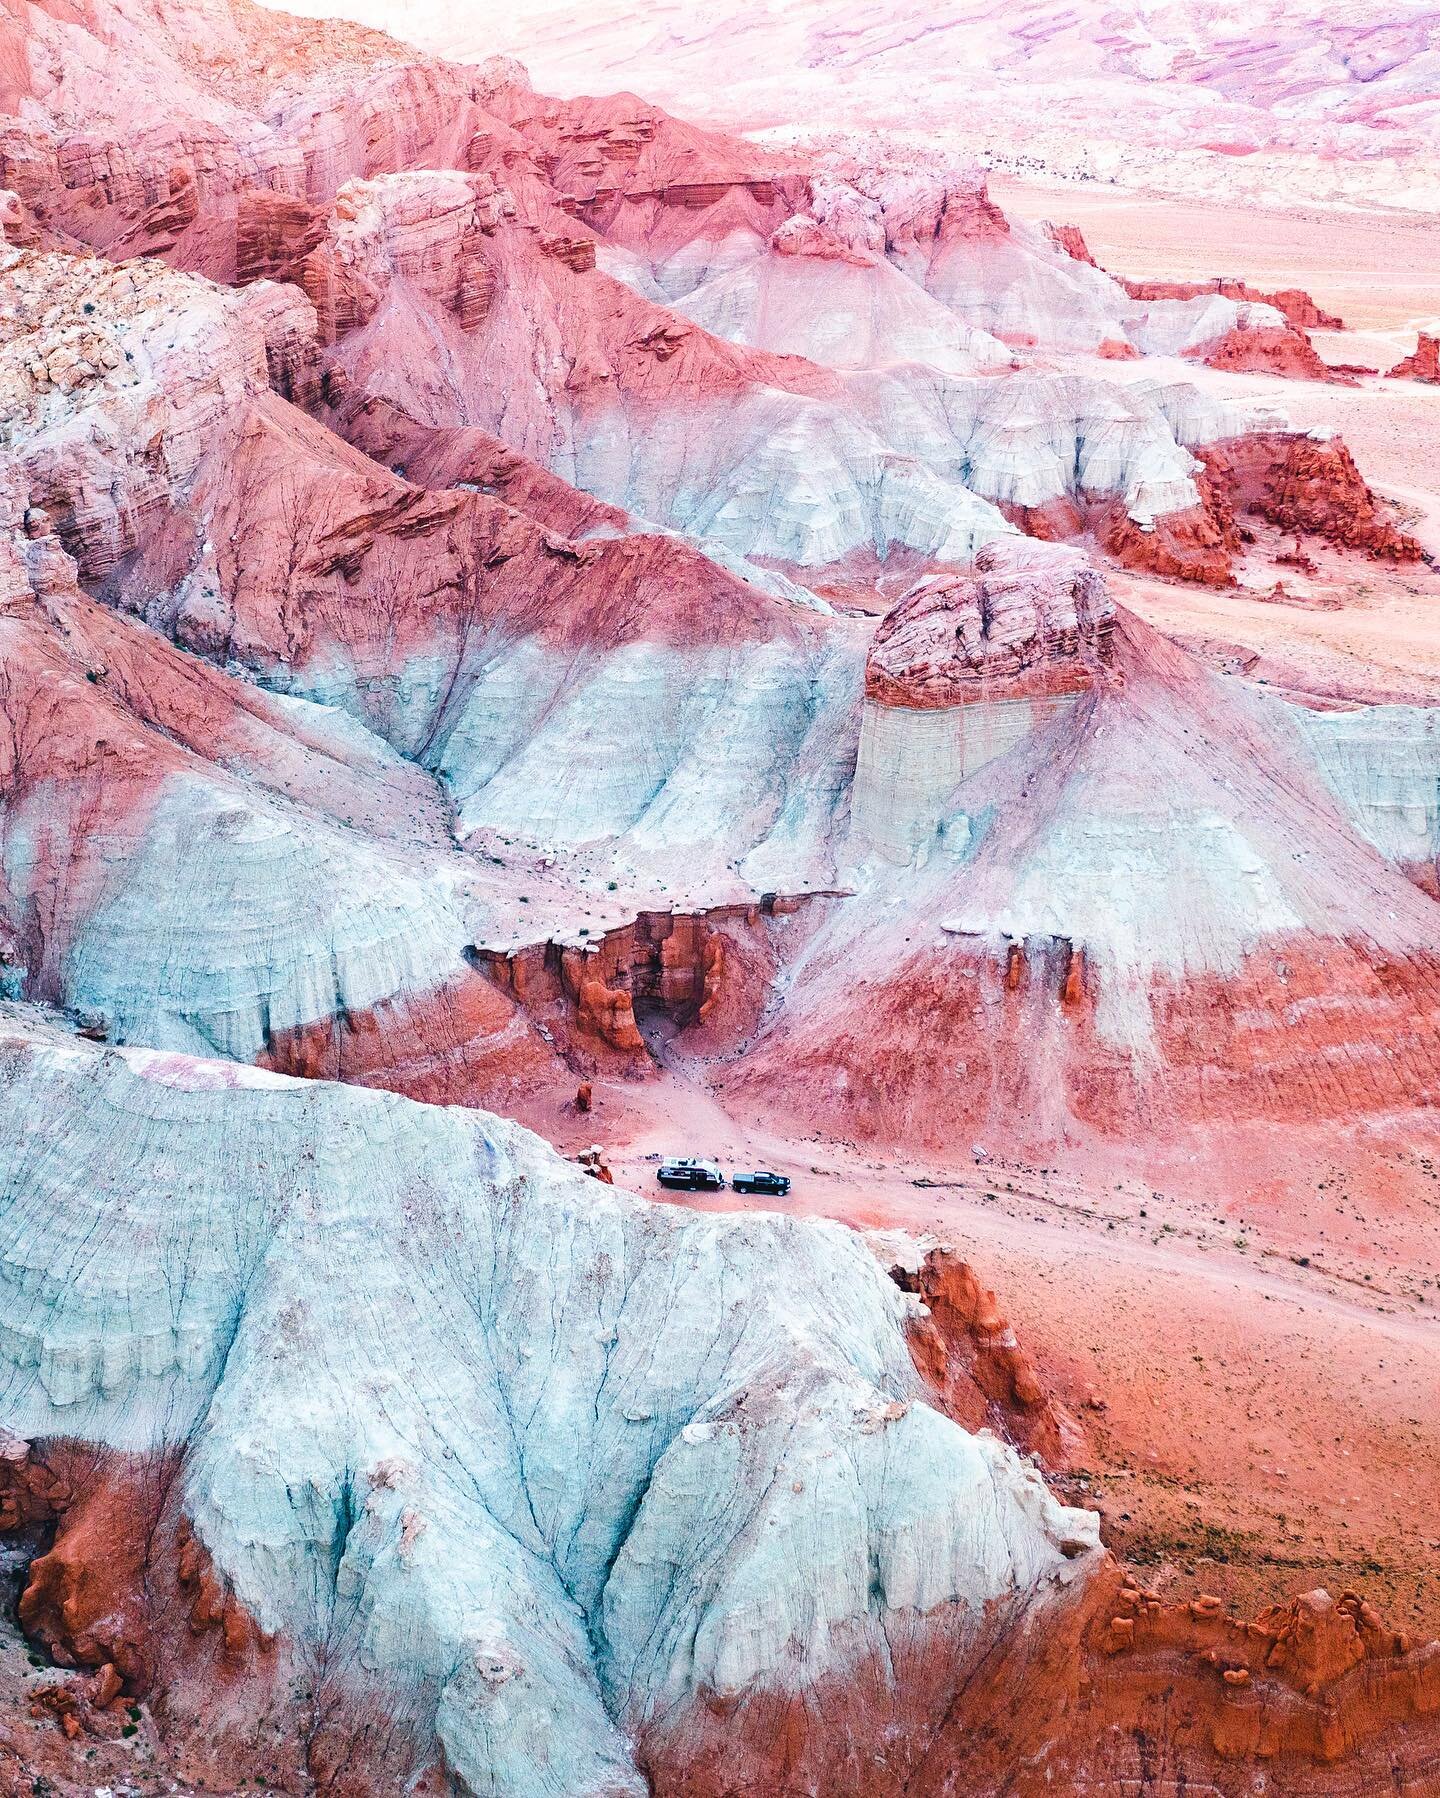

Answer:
[866,538,1115,708]
[0,1026,1101,1795]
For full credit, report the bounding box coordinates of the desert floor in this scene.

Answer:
[527,1042,1440,1639]
[992,178,1440,336]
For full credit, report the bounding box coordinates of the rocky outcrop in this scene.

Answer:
[865,539,1114,708]
[477,898,823,1061]
[1199,430,1425,563]
[1119,273,1343,331]
[852,543,1115,859]
[0,186,40,247]
[0,0,558,286]
[1194,321,1345,381]
[313,169,511,337]
[0,247,291,583]
[886,1238,1074,1463]
[233,185,326,285]
[1389,331,1440,383]
[1094,488,1236,583]
[1063,1570,1440,1789]
[480,83,798,212]
[1044,221,1098,265]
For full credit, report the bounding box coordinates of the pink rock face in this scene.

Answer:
[1044,221,1098,266]
[770,210,874,266]
[866,540,1114,707]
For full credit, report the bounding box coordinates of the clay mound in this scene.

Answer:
[814,168,1135,353]
[735,608,1440,1147]
[0,467,560,1105]
[674,212,1016,374]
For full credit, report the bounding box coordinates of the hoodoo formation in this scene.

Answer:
[0,0,1438,1792]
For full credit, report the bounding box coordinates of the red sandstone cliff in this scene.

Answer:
[1389,331,1440,383]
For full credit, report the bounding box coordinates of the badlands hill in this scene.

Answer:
[0,0,1438,1790]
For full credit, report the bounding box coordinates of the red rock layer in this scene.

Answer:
[255,970,551,1106]
[233,186,327,285]
[635,1557,1440,1797]
[1119,273,1344,331]
[729,920,1440,1156]
[1139,935,1440,1126]
[1195,322,1348,382]
[1043,224,1342,329]
[1389,332,1440,383]
[889,1244,1074,1462]
[865,540,1115,707]
[481,83,801,213]
[334,392,631,539]
[0,1439,430,1792]
[1093,493,1237,583]
[477,898,819,1064]
[1199,431,1425,564]
[1044,221,1098,265]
